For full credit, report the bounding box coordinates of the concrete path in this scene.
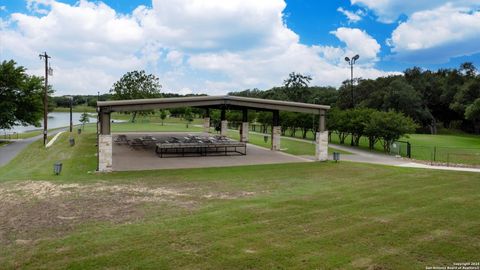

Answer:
[0,129,66,167]
[262,132,480,173]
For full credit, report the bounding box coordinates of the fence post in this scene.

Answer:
[433,146,437,162]
[407,142,411,158]
[447,153,449,167]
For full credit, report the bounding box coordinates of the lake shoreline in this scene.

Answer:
[2,112,97,135]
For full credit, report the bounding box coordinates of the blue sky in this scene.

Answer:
[1,0,479,95]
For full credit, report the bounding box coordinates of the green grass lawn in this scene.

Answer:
[111,113,203,125]
[1,129,43,139]
[404,134,480,164]
[248,124,480,164]
[329,133,480,165]
[111,121,203,133]
[53,105,96,113]
[0,129,479,269]
[228,130,350,156]
[0,141,10,147]
[0,127,71,140]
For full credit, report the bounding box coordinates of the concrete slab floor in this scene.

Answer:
[112,132,312,171]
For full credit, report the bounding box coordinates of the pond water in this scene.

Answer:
[2,112,97,134]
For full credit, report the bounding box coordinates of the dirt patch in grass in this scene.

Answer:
[0,181,256,245]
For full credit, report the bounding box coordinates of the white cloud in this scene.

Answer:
[165,50,184,66]
[330,27,381,62]
[188,42,394,94]
[0,0,394,95]
[136,0,298,52]
[26,0,53,15]
[351,0,480,23]
[337,7,364,23]
[387,4,480,63]
[1,0,147,94]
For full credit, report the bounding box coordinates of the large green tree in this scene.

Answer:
[110,70,162,122]
[0,60,45,129]
[283,72,312,102]
[465,98,480,133]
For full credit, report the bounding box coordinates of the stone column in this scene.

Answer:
[271,126,281,151]
[98,134,113,172]
[319,110,326,133]
[315,131,328,161]
[241,122,249,142]
[203,117,210,133]
[221,120,228,136]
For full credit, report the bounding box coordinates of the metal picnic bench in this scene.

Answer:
[155,139,246,158]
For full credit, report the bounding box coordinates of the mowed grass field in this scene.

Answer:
[0,141,10,147]
[0,128,479,269]
[329,132,480,165]
[229,123,480,165]
[227,130,350,156]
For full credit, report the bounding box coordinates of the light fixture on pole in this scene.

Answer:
[39,52,52,146]
[344,54,359,108]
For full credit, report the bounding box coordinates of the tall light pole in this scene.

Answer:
[39,52,53,146]
[345,54,359,108]
[312,97,319,139]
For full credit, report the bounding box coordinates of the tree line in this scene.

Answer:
[2,59,479,145]
[337,63,480,134]
[228,64,480,139]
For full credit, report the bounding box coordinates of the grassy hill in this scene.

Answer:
[0,124,479,269]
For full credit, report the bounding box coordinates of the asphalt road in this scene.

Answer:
[0,129,65,168]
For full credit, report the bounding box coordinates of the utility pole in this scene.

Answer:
[69,96,73,133]
[96,91,100,172]
[39,52,52,146]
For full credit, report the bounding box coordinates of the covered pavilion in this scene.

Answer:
[96,95,330,172]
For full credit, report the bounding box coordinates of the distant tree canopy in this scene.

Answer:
[0,60,48,129]
[335,63,480,134]
[229,63,480,135]
[110,70,162,122]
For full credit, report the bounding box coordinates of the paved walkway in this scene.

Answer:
[0,129,65,167]
[250,131,480,173]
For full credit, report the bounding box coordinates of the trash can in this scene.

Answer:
[333,152,340,162]
[263,135,269,143]
[69,137,75,146]
[77,128,82,134]
[54,162,62,175]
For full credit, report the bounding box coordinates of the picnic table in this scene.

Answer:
[124,136,158,149]
[155,136,246,158]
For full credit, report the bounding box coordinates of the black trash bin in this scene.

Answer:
[69,137,75,146]
[77,128,82,134]
[54,162,62,175]
[333,152,340,162]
